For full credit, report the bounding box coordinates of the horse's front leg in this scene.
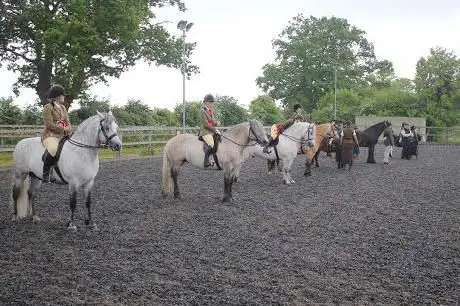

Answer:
[314,151,320,167]
[304,148,313,177]
[222,168,233,203]
[286,158,295,184]
[67,185,78,231]
[83,180,98,231]
[367,144,376,163]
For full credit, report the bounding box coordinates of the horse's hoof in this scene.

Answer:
[67,223,77,231]
[32,216,41,223]
[221,196,233,203]
[304,172,311,177]
[290,180,296,184]
[11,215,19,222]
[161,191,168,199]
[174,193,181,200]
[90,223,99,231]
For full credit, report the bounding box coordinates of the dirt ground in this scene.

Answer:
[0,145,458,305]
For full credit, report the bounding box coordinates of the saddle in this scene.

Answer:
[198,134,222,170]
[41,136,70,184]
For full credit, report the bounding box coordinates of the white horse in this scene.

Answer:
[11,111,122,231]
[161,119,269,202]
[249,122,316,184]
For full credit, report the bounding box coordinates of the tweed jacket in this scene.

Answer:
[42,102,72,139]
[198,106,217,137]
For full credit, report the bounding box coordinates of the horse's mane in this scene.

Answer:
[73,112,115,135]
[224,121,249,137]
[359,120,389,143]
[74,114,100,133]
[362,121,388,132]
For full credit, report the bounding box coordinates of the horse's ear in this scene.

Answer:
[96,110,104,118]
[108,110,113,116]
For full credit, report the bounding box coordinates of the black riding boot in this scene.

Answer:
[42,153,56,183]
[204,146,213,168]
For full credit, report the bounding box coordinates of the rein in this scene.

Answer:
[220,125,265,147]
[280,123,315,146]
[67,119,117,149]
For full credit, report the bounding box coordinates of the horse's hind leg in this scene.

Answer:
[11,172,28,221]
[83,180,98,230]
[171,166,181,199]
[28,176,42,222]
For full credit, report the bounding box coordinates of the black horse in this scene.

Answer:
[335,120,391,166]
[354,120,391,163]
[311,120,391,168]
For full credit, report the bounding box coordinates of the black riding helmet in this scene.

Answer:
[203,94,216,103]
[293,103,302,112]
[48,85,67,99]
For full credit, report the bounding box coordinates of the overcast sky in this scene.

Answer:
[0,0,459,111]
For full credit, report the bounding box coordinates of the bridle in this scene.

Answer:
[281,123,315,147]
[68,118,118,149]
[221,122,267,147]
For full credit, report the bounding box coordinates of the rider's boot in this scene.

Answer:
[42,152,56,183]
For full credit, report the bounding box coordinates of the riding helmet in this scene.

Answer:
[47,84,67,99]
[203,94,216,103]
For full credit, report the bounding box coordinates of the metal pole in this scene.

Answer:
[181,30,186,132]
[334,68,337,120]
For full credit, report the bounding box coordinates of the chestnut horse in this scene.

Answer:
[303,123,336,176]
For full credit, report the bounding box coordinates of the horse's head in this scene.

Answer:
[248,119,269,146]
[97,111,122,151]
[325,123,335,137]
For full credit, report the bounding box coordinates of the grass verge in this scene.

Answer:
[0,145,164,169]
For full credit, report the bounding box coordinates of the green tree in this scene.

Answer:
[368,59,395,89]
[312,89,361,123]
[214,95,248,126]
[415,47,460,126]
[152,108,179,126]
[248,95,284,125]
[256,15,386,112]
[0,97,23,124]
[359,84,421,117]
[69,96,111,124]
[22,103,42,125]
[0,0,198,106]
[174,101,202,127]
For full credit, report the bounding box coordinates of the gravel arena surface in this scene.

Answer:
[0,144,459,305]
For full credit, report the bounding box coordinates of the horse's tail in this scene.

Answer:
[161,146,171,198]
[11,172,31,219]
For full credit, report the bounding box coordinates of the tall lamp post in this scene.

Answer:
[334,68,337,120]
[177,20,193,132]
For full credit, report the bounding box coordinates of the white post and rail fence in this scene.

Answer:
[0,125,459,153]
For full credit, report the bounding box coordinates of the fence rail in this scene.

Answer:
[0,125,459,152]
